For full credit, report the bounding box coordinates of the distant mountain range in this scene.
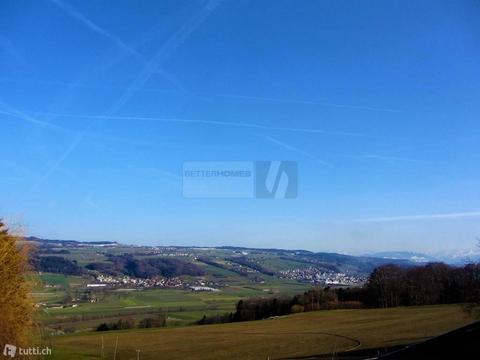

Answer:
[432,249,480,265]
[366,250,480,265]
[24,236,479,275]
[25,236,417,277]
[23,236,118,246]
[365,251,437,263]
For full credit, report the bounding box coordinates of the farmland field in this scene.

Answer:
[50,304,472,360]
[33,272,313,332]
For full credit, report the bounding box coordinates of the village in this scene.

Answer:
[93,274,223,291]
[279,267,366,286]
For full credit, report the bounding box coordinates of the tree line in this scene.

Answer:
[87,254,205,278]
[97,314,166,331]
[361,263,480,308]
[226,257,276,276]
[29,252,206,278]
[197,287,358,325]
[30,254,84,275]
[198,262,480,325]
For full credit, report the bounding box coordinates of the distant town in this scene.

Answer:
[279,267,366,286]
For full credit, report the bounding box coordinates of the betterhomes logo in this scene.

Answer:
[2,344,51,358]
[183,161,298,199]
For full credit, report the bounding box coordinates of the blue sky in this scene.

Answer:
[1,0,479,253]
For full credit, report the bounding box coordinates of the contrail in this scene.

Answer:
[265,136,330,166]
[0,78,181,95]
[278,126,362,137]
[346,154,429,163]
[10,76,399,114]
[20,124,92,200]
[105,0,223,116]
[48,0,141,58]
[0,93,163,151]
[32,0,224,189]
[34,111,267,129]
[206,93,400,113]
[29,111,364,137]
[0,35,30,69]
[0,101,67,132]
[354,211,480,223]
[48,0,193,96]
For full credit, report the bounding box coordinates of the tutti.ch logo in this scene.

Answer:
[3,345,16,358]
[2,344,51,358]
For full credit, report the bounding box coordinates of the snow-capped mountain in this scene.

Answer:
[432,249,480,265]
[365,251,436,263]
[366,249,480,265]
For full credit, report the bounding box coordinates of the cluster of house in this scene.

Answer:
[135,247,196,258]
[91,274,222,291]
[92,274,185,288]
[279,267,366,286]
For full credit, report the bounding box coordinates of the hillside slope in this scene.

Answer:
[51,305,471,360]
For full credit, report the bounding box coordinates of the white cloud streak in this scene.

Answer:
[265,136,330,166]
[103,0,223,117]
[29,111,361,138]
[21,125,92,198]
[0,78,398,115]
[354,211,480,223]
[49,0,141,58]
[0,101,67,132]
[346,154,429,163]
[48,0,194,97]
[31,0,223,191]
[207,93,400,113]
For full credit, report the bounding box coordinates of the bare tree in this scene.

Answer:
[0,220,35,347]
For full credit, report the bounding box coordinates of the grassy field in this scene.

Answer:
[33,272,312,332]
[49,304,473,360]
